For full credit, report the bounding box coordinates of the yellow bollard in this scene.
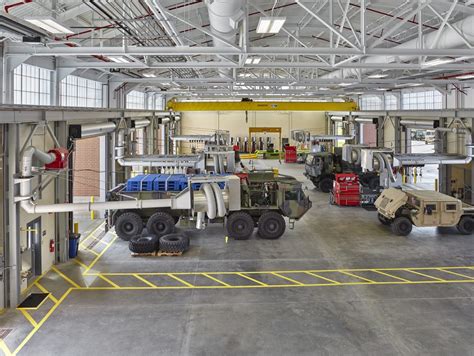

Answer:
[435,179,439,192]
[414,168,417,184]
[74,222,79,234]
[90,196,95,220]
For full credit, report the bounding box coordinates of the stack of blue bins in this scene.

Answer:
[126,174,227,193]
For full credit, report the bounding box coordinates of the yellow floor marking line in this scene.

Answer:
[372,270,412,283]
[437,268,474,280]
[71,258,88,270]
[83,235,118,275]
[304,271,340,284]
[0,339,12,356]
[405,269,445,281]
[98,275,120,288]
[18,309,37,328]
[271,272,304,286]
[167,274,195,288]
[82,247,100,257]
[236,273,268,286]
[13,288,73,356]
[202,273,230,287]
[133,274,157,288]
[340,271,376,283]
[34,282,59,304]
[51,266,81,289]
[79,222,106,248]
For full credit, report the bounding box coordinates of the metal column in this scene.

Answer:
[377,116,385,148]
[6,124,20,307]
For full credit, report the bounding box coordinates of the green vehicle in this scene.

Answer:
[304,148,380,193]
[107,171,312,241]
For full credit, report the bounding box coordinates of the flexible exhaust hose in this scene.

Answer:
[211,183,226,217]
[202,183,217,219]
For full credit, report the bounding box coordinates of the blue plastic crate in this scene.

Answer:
[141,174,159,191]
[126,175,146,192]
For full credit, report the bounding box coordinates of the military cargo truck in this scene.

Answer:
[375,188,474,236]
[107,171,311,241]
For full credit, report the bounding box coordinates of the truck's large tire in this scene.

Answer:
[129,235,158,254]
[257,211,286,240]
[226,212,254,240]
[457,216,474,235]
[159,233,190,253]
[378,213,391,225]
[115,212,143,241]
[319,177,333,193]
[391,216,412,236]
[146,212,175,237]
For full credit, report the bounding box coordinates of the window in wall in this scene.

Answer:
[60,75,103,108]
[360,95,383,110]
[385,94,398,110]
[126,90,145,109]
[13,64,52,105]
[402,90,443,110]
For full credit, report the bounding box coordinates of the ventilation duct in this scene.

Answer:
[205,0,244,77]
[322,15,474,80]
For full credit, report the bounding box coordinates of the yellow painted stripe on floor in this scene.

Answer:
[82,247,100,256]
[71,258,89,269]
[19,309,38,328]
[305,271,340,284]
[405,269,445,281]
[34,282,59,304]
[202,273,230,287]
[83,235,118,274]
[340,271,376,283]
[372,270,412,283]
[51,266,81,289]
[0,339,12,356]
[271,272,304,286]
[98,275,120,288]
[14,289,73,355]
[167,274,194,288]
[133,274,157,288]
[79,222,105,247]
[436,268,474,280]
[236,273,268,286]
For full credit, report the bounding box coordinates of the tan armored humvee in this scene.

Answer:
[375,188,474,236]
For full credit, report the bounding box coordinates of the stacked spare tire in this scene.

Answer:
[116,210,190,254]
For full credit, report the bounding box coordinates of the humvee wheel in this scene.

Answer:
[391,216,412,236]
[226,212,254,240]
[115,212,143,241]
[457,216,474,235]
[257,211,286,240]
[319,177,333,193]
[378,213,390,226]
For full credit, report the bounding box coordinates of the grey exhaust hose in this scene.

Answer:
[211,183,226,217]
[202,183,217,219]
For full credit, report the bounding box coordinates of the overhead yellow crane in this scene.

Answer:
[167,100,358,112]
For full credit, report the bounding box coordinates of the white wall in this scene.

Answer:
[180,110,327,153]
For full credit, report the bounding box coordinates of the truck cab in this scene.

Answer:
[304,151,343,193]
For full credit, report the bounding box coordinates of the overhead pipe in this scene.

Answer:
[4,0,32,13]
[21,146,56,177]
[322,15,474,80]
[132,119,150,129]
[79,122,117,138]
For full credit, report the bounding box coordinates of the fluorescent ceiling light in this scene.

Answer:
[422,58,454,67]
[456,74,474,80]
[339,83,353,87]
[25,18,73,34]
[376,88,388,91]
[245,57,261,65]
[256,17,286,34]
[368,73,388,79]
[109,56,131,63]
[143,73,157,78]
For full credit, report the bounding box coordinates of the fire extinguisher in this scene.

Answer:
[49,239,55,253]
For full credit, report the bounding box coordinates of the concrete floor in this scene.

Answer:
[1,161,474,356]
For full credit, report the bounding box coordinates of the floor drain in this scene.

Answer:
[0,328,13,339]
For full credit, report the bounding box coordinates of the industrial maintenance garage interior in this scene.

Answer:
[0,0,474,355]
